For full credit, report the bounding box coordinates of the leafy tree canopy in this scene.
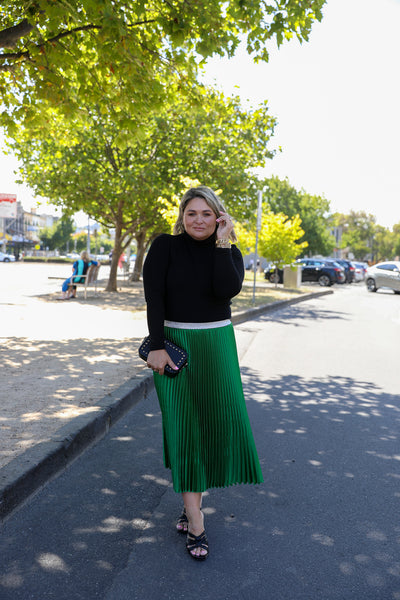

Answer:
[333,211,376,261]
[0,0,326,137]
[262,175,335,256]
[10,85,276,289]
[39,215,74,251]
[236,211,308,268]
[392,224,400,259]
[332,210,400,262]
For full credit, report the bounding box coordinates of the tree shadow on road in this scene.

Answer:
[1,367,399,599]
[233,367,400,598]
[255,300,351,326]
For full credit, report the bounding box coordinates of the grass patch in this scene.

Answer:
[232,271,315,311]
[232,283,309,311]
[23,256,73,263]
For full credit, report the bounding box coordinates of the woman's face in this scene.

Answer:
[183,197,217,241]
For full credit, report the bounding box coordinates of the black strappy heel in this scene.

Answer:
[186,530,209,561]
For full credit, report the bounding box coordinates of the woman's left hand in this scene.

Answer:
[216,212,234,239]
[147,349,178,376]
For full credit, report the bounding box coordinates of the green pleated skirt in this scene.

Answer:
[153,322,263,493]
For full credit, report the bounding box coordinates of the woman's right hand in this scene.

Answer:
[147,349,178,376]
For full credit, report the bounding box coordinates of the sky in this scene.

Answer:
[1,0,400,229]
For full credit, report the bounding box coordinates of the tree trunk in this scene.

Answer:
[129,231,147,282]
[106,222,124,291]
[106,252,120,291]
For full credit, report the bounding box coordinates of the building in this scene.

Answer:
[0,202,58,258]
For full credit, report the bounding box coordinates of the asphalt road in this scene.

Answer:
[1,284,399,600]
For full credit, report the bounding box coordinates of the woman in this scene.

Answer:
[143,186,263,561]
[59,250,98,300]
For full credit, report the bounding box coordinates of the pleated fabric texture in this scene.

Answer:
[153,323,263,493]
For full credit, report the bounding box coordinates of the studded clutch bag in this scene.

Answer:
[138,336,188,377]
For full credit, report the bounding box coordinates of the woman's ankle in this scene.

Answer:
[186,507,204,535]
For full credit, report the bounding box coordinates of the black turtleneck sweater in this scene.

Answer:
[143,232,244,350]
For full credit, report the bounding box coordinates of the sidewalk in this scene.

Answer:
[0,276,332,520]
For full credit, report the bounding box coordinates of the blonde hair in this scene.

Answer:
[80,250,90,261]
[173,186,237,242]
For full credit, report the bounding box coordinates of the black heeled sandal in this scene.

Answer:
[176,508,188,534]
[186,530,209,561]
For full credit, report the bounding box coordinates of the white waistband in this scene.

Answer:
[164,319,231,330]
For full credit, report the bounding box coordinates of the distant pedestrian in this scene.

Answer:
[118,252,126,269]
[143,186,263,561]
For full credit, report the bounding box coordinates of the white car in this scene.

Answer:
[353,261,367,282]
[366,261,400,293]
[0,251,15,262]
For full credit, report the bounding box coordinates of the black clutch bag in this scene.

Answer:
[138,336,188,377]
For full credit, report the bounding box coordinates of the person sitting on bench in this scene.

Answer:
[59,251,99,300]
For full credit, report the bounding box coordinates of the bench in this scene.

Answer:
[69,263,101,299]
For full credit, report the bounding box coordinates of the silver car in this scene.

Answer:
[0,251,15,262]
[366,261,400,293]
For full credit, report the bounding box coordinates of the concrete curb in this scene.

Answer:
[0,374,154,521]
[231,288,333,325]
[0,288,332,522]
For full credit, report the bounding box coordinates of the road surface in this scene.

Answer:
[0,284,399,600]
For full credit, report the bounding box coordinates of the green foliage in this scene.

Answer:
[0,0,326,288]
[72,231,88,253]
[39,216,74,251]
[373,225,394,262]
[236,210,308,267]
[392,224,400,258]
[0,0,325,140]
[333,211,376,261]
[334,211,400,262]
[235,220,256,256]
[10,86,276,289]
[262,175,335,256]
[23,256,73,263]
[258,212,308,267]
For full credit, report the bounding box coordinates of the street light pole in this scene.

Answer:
[252,191,262,306]
[86,215,91,254]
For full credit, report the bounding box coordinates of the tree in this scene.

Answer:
[393,224,400,259]
[0,1,326,141]
[11,87,276,290]
[236,210,308,285]
[71,231,88,254]
[39,216,74,252]
[258,212,308,270]
[373,225,395,263]
[262,175,335,256]
[333,211,377,261]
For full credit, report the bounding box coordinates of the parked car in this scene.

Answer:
[365,261,400,293]
[264,265,283,283]
[353,261,368,282]
[0,251,15,262]
[296,258,345,286]
[264,259,345,286]
[332,258,355,283]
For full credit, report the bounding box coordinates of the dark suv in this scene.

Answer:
[265,259,345,286]
[333,259,355,283]
[295,258,345,286]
